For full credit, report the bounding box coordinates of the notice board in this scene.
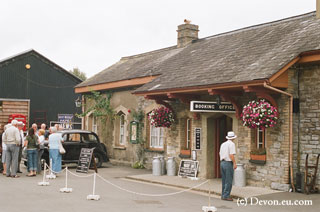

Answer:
[76,148,94,173]
[178,160,199,178]
[195,128,201,150]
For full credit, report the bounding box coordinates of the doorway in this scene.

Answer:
[214,115,233,178]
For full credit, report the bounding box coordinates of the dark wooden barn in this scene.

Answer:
[0,49,82,129]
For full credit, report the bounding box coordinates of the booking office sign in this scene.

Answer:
[190,101,235,113]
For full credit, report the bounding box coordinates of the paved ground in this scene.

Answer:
[126,174,282,199]
[0,163,319,212]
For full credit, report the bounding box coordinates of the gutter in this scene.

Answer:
[263,82,295,191]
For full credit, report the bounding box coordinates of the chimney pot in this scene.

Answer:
[177,20,199,48]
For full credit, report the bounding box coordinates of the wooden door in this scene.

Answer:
[214,115,232,178]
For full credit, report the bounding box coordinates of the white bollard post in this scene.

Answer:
[38,161,49,186]
[46,158,56,179]
[202,180,217,212]
[87,173,100,200]
[60,167,72,193]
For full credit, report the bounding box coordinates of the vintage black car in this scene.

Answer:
[23,130,108,168]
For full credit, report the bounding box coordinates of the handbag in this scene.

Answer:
[59,140,66,154]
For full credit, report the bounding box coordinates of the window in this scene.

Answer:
[92,116,97,134]
[66,133,81,142]
[186,119,191,150]
[119,114,125,145]
[82,133,98,143]
[256,128,265,149]
[150,125,165,149]
[180,118,191,155]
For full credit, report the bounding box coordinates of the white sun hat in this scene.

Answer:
[226,131,237,140]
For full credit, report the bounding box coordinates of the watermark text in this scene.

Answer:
[237,197,312,207]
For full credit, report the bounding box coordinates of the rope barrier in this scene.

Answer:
[45,163,66,174]
[67,170,95,178]
[87,173,100,200]
[60,167,72,193]
[38,160,49,186]
[96,174,209,197]
[38,162,211,199]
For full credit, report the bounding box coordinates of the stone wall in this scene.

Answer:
[231,91,291,189]
[297,64,320,187]
[83,90,155,166]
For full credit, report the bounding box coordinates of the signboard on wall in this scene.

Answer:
[130,121,139,144]
[195,128,201,150]
[58,114,74,122]
[190,101,235,113]
[58,114,74,129]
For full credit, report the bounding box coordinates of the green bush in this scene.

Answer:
[132,161,145,169]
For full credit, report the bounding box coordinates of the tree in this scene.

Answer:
[70,67,87,81]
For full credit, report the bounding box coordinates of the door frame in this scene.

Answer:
[214,115,233,178]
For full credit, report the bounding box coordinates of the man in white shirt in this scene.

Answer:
[3,120,21,177]
[219,131,237,201]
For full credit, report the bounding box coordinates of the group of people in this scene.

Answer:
[0,121,64,178]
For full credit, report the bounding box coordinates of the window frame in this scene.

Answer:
[149,124,165,149]
[186,118,191,150]
[256,128,265,149]
[92,116,97,134]
[119,113,126,145]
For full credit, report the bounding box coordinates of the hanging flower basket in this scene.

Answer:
[148,106,174,128]
[241,99,279,129]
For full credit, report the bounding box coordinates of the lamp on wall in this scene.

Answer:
[75,97,82,108]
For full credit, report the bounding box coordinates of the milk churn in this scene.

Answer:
[233,164,246,187]
[166,157,176,176]
[159,156,166,175]
[152,157,161,176]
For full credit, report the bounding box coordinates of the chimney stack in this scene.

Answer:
[177,19,199,48]
[317,0,320,19]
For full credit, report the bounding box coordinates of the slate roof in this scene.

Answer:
[0,49,83,83]
[77,12,320,93]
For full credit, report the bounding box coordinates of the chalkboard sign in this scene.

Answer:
[178,160,199,178]
[76,148,94,173]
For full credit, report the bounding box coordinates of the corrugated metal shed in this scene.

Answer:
[0,50,82,127]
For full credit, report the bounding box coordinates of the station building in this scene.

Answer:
[75,12,320,190]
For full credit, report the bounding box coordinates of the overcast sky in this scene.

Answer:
[0,0,316,78]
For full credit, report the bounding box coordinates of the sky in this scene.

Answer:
[0,0,317,78]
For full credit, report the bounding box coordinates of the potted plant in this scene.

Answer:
[241,99,278,129]
[250,148,266,161]
[148,106,174,128]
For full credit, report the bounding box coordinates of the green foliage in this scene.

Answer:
[131,109,145,122]
[130,109,146,163]
[70,67,87,81]
[132,161,145,169]
[77,91,114,121]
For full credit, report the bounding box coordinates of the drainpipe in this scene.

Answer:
[263,82,295,191]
